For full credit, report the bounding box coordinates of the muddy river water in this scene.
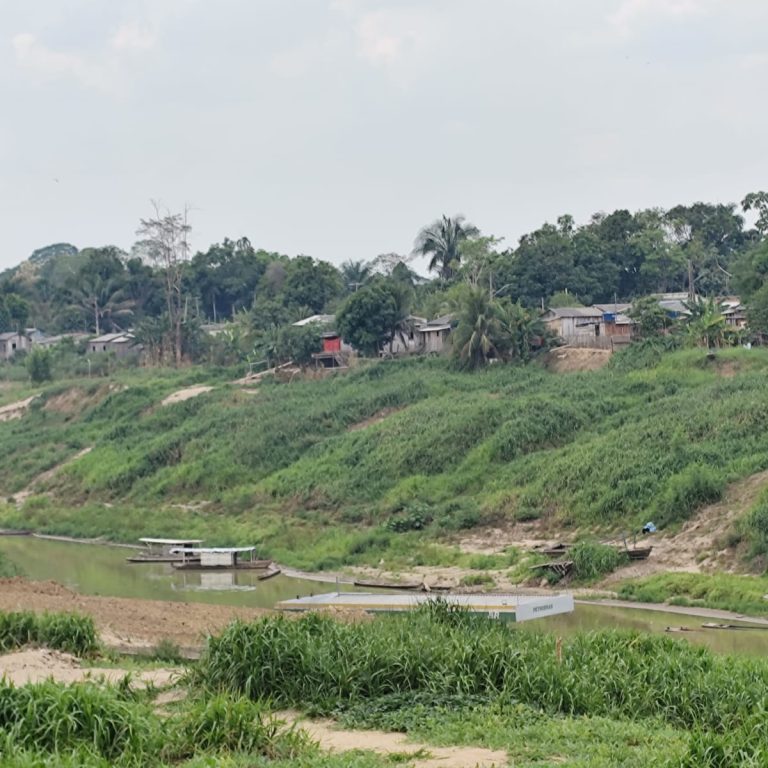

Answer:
[2,535,768,657]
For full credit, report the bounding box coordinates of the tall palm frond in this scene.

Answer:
[413,215,480,280]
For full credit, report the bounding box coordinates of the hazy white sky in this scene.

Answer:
[2,0,767,271]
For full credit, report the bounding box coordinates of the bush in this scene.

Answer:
[384,503,432,532]
[739,493,768,560]
[570,541,628,581]
[26,348,53,383]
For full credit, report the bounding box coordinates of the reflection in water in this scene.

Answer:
[180,572,256,592]
[2,536,768,657]
[0,536,346,607]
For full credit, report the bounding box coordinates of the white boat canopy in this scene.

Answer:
[139,538,204,545]
[169,546,257,554]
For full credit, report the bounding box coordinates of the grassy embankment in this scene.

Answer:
[8,605,768,766]
[3,348,768,591]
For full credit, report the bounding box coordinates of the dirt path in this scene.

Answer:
[161,385,214,406]
[0,396,36,422]
[0,578,269,649]
[284,712,506,768]
[0,648,179,686]
[601,469,768,583]
[14,447,93,504]
[545,347,612,372]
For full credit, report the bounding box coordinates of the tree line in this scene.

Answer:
[2,192,767,369]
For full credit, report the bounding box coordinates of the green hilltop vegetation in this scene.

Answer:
[3,195,768,372]
[3,345,768,574]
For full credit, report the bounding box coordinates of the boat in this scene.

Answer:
[170,546,272,571]
[701,622,768,631]
[126,538,204,564]
[623,546,652,561]
[541,543,570,556]
[258,567,282,581]
[0,529,32,536]
[353,579,456,592]
[353,580,426,591]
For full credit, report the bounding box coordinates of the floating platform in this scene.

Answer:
[276,592,574,622]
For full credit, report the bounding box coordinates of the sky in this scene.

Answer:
[1,0,767,273]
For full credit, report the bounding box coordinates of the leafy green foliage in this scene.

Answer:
[336,281,404,356]
[414,214,479,280]
[26,348,52,383]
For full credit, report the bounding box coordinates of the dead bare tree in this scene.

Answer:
[135,201,191,365]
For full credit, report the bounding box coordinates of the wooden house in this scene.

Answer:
[0,332,30,360]
[416,315,454,354]
[542,307,603,339]
[89,332,138,358]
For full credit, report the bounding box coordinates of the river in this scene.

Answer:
[2,536,768,657]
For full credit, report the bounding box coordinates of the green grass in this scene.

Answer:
[0,611,98,656]
[3,348,768,572]
[193,606,768,732]
[192,606,768,764]
[0,549,22,577]
[617,572,768,616]
[341,694,687,767]
[569,541,628,582]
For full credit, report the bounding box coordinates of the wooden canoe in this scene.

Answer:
[624,547,652,561]
[258,567,282,581]
[541,544,570,556]
[701,623,768,631]
[353,580,426,591]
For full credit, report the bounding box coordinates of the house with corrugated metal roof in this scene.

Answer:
[416,314,454,354]
[542,307,603,339]
[89,332,138,358]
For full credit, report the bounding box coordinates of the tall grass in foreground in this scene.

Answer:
[0,680,315,766]
[194,607,768,734]
[193,607,768,765]
[0,611,98,656]
[0,679,158,761]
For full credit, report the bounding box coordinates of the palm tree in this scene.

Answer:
[497,301,545,361]
[339,260,372,293]
[684,297,727,349]
[67,272,134,335]
[413,215,480,280]
[451,286,502,369]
